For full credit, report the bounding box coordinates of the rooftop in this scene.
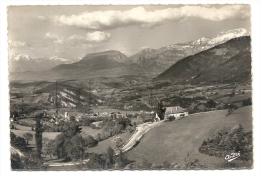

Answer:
[165,106,186,114]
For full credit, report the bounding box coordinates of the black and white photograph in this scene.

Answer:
[1,1,260,173]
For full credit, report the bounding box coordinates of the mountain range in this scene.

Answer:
[9,28,251,84]
[50,28,248,77]
[127,28,248,74]
[9,54,73,72]
[155,36,251,84]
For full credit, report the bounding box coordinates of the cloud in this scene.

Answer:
[67,31,110,43]
[45,32,59,40]
[82,44,93,48]
[9,40,28,47]
[86,31,110,42]
[45,32,64,44]
[52,5,250,30]
[37,16,47,21]
[53,38,64,44]
[43,31,110,47]
[44,31,110,47]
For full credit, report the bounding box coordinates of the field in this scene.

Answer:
[80,126,103,138]
[92,107,140,114]
[127,106,252,168]
[11,129,60,145]
[87,131,132,154]
[9,79,252,169]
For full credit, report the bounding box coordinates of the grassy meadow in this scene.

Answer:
[87,131,132,154]
[127,106,252,168]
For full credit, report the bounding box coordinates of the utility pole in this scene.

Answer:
[88,79,92,113]
[56,80,58,109]
[78,88,81,108]
[149,87,153,106]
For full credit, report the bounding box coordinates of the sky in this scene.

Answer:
[8,4,251,61]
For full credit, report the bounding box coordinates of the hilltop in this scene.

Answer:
[9,28,249,81]
[128,28,248,74]
[155,36,251,84]
[127,106,252,168]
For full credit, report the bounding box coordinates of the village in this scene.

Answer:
[5,3,256,172]
[7,29,252,169]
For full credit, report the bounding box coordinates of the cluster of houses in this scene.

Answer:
[10,105,189,125]
[41,110,134,124]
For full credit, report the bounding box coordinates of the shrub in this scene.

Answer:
[242,98,252,106]
[10,132,27,151]
[168,116,175,121]
[199,124,252,161]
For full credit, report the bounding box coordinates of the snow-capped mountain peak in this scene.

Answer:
[12,54,33,61]
[209,28,247,45]
[190,37,211,45]
[10,54,73,72]
[217,28,247,37]
[49,56,71,63]
[11,54,71,63]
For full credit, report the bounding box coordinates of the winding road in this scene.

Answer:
[121,121,163,153]
[10,146,24,157]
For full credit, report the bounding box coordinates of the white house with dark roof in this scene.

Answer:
[164,106,188,120]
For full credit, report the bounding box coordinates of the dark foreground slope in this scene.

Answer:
[155,36,251,84]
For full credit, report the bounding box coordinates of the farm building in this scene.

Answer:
[164,106,188,120]
[75,115,82,122]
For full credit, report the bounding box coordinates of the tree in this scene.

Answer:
[86,153,106,169]
[68,134,85,160]
[54,134,66,159]
[106,146,115,169]
[35,113,44,158]
[242,98,252,106]
[53,123,92,161]
[199,124,252,161]
[116,150,129,169]
[205,99,216,108]
[156,100,165,120]
[11,153,23,170]
[226,104,238,116]
[21,151,47,170]
[84,135,98,148]
[96,133,102,141]
[10,132,16,142]
[11,134,27,151]
[113,136,123,148]
[45,140,55,161]
[116,118,131,129]
[23,132,33,145]
[168,116,175,121]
